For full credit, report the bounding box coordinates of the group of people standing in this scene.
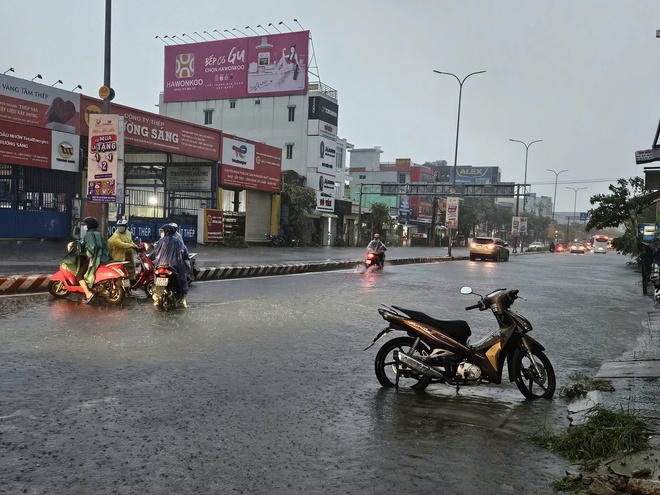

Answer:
[75,216,189,307]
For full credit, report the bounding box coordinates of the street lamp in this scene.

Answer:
[433,69,486,257]
[509,139,542,253]
[566,186,587,241]
[547,168,568,222]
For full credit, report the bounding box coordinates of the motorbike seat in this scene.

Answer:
[392,306,472,344]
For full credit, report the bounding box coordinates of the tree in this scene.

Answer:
[281,182,317,246]
[369,202,392,238]
[586,177,655,294]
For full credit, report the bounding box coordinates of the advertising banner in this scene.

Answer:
[511,216,520,237]
[166,166,213,191]
[86,114,124,203]
[164,31,309,102]
[203,208,224,242]
[220,135,281,192]
[80,96,221,161]
[315,171,336,212]
[520,216,528,236]
[0,120,79,172]
[307,96,338,126]
[0,74,80,134]
[453,166,497,184]
[446,197,459,229]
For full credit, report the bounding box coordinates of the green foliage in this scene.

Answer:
[531,406,650,461]
[369,202,391,235]
[281,182,317,246]
[221,234,249,248]
[586,177,654,257]
[559,372,615,399]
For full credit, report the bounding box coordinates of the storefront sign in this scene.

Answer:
[86,114,124,203]
[167,166,213,191]
[220,135,281,192]
[203,208,224,242]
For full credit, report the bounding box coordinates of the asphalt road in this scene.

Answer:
[0,252,647,494]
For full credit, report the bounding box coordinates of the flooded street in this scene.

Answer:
[0,253,648,494]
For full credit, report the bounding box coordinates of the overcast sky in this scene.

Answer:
[3,0,659,213]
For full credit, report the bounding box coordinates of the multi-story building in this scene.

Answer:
[158,30,352,245]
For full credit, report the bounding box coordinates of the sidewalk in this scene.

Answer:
[0,239,468,292]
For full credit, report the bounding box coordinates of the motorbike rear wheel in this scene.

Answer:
[144,280,155,297]
[375,337,432,391]
[513,346,556,399]
[48,280,69,298]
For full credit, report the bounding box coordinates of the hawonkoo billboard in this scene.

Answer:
[164,31,309,102]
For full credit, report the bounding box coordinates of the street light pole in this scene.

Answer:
[547,168,568,222]
[433,69,486,257]
[509,139,542,252]
[566,186,587,241]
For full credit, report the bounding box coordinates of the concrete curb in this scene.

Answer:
[0,256,467,294]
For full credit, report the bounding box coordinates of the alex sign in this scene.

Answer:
[86,114,124,204]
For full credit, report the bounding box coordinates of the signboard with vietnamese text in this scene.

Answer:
[163,31,309,102]
[203,208,224,242]
[220,135,281,192]
[446,197,459,229]
[86,114,124,203]
[80,96,221,161]
[0,73,80,134]
[166,166,213,192]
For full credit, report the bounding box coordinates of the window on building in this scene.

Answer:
[398,173,406,183]
[255,99,261,105]
[286,143,294,160]
[359,174,367,180]
[203,109,213,125]
[287,105,296,122]
[229,100,236,109]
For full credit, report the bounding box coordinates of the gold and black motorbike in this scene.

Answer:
[365,287,556,399]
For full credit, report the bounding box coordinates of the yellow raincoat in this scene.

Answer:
[107,228,137,280]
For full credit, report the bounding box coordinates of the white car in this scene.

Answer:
[527,242,544,250]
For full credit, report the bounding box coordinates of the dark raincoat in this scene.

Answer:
[153,233,189,293]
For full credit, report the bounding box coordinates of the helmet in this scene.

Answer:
[161,224,175,236]
[169,222,179,232]
[117,219,128,226]
[82,216,99,229]
[374,233,380,239]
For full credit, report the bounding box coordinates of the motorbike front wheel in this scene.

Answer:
[144,280,156,297]
[375,337,432,391]
[513,346,556,399]
[102,279,125,305]
[48,280,68,298]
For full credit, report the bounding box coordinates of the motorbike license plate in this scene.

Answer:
[156,277,169,286]
[122,279,131,288]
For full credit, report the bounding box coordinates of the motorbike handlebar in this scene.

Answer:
[465,303,480,311]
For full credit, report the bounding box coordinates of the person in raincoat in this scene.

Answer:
[153,224,189,307]
[107,219,137,284]
[78,216,110,303]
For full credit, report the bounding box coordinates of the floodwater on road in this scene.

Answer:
[0,252,647,494]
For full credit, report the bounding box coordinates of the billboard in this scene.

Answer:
[0,74,80,134]
[452,166,497,184]
[0,120,79,172]
[80,96,221,161]
[164,31,309,102]
[86,114,124,204]
[220,135,281,193]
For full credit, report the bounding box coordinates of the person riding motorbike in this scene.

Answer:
[78,216,110,304]
[153,224,189,308]
[366,233,387,265]
[107,219,137,286]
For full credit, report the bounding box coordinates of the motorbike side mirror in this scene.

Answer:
[460,286,473,295]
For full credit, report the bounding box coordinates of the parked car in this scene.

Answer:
[469,237,510,262]
[527,242,544,251]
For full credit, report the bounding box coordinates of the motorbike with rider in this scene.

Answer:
[365,233,387,269]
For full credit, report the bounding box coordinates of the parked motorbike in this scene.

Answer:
[186,252,198,285]
[153,264,185,310]
[365,249,385,270]
[649,263,660,306]
[265,233,286,247]
[48,242,130,304]
[130,239,155,297]
[365,286,556,399]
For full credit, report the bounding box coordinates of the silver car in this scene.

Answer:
[469,237,510,262]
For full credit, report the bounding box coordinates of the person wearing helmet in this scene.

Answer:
[153,223,189,307]
[366,233,387,265]
[78,216,110,303]
[107,219,137,286]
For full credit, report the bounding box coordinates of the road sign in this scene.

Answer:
[580,212,587,221]
[635,148,660,165]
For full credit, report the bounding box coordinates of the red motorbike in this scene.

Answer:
[48,245,130,304]
[130,239,155,297]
